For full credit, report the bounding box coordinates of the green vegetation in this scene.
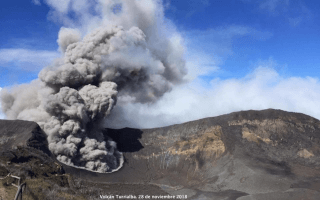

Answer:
[0,172,97,199]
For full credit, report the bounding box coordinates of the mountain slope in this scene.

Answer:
[64,109,320,200]
[1,109,320,199]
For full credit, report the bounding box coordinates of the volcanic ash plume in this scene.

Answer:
[0,21,186,172]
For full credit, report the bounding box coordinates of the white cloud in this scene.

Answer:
[45,0,71,13]
[32,0,41,6]
[0,49,60,72]
[104,60,320,129]
[184,49,220,81]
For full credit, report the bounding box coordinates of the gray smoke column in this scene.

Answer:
[0,0,187,173]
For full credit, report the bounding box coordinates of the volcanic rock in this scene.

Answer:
[64,109,320,199]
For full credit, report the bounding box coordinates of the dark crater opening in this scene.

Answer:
[103,128,144,152]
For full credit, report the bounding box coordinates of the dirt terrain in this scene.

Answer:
[1,109,320,199]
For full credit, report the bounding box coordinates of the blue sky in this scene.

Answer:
[170,0,319,79]
[1,0,319,86]
[1,0,320,126]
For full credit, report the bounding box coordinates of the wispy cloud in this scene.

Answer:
[190,0,210,7]
[259,0,290,13]
[178,25,274,90]
[184,0,211,18]
[184,25,272,62]
[241,0,290,14]
[287,3,312,27]
[201,25,273,40]
[242,0,313,26]
[0,49,60,72]
[32,0,41,6]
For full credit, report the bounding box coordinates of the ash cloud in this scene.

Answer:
[0,0,186,173]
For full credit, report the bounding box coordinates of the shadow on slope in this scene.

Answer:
[104,128,144,152]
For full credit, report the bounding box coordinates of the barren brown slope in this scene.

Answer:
[63,109,320,200]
